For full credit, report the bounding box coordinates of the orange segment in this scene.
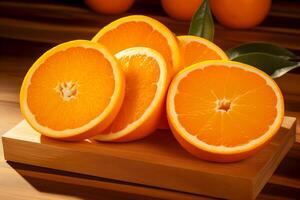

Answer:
[178,35,228,67]
[167,60,284,162]
[94,47,169,142]
[20,40,125,140]
[92,15,181,74]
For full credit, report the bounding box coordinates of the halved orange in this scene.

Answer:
[20,40,125,140]
[178,35,228,68]
[167,60,284,162]
[94,47,169,142]
[92,15,181,74]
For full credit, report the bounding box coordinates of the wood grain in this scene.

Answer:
[0,166,158,200]
[0,165,210,200]
[2,117,296,200]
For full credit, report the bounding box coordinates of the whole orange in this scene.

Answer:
[210,0,271,29]
[161,0,203,21]
[85,0,135,15]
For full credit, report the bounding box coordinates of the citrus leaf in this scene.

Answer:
[232,52,300,78]
[188,0,214,41]
[227,42,298,60]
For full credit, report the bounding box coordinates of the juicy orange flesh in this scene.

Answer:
[97,21,173,68]
[104,54,160,133]
[27,47,115,131]
[175,65,277,147]
[181,41,223,67]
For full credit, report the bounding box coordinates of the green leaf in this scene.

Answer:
[232,52,300,78]
[227,42,298,60]
[188,0,214,41]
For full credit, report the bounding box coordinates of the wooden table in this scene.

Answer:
[0,0,300,199]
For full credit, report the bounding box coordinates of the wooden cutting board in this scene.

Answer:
[2,117,296,200]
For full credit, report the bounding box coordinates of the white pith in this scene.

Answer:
[55,81,78,101]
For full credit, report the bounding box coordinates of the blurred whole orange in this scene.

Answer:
[161,0,203,21]
[210,0,271,29]
[85,0,135,15]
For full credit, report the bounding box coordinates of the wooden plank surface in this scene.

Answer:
[0,42,300,200]
[0,52,299,199]
[2,117,296,200]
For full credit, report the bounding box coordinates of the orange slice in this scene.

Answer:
[178,35,228,68]
[20,40,125,140]
[92,15,181,74]
[94,47,169,142]
[167,60,284,162]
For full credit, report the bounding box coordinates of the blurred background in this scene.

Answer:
[0,0,299,58]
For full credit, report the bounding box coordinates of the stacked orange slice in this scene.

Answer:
[95,47,169,142]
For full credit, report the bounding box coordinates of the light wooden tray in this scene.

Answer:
[2,117,296,200]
